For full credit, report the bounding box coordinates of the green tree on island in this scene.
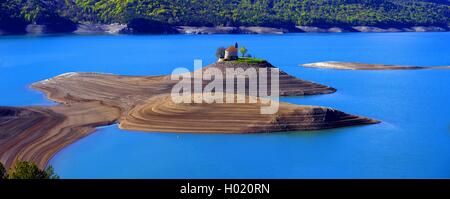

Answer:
[215,47,225,59]
[239,47,248,58]
[0,161,59,179]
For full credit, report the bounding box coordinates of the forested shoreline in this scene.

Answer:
[1,0,449,34]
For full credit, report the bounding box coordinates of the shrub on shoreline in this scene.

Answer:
[0,161,59,179]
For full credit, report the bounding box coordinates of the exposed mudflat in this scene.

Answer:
[301,61,450,70]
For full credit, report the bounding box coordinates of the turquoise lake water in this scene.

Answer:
[0,33,449,178]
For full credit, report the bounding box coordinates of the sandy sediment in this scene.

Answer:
[301,61,450,70]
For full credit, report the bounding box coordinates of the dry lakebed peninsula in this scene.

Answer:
[0,60,380,169]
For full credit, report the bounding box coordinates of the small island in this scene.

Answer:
[301,61,450,70]
[0,45,380,170]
